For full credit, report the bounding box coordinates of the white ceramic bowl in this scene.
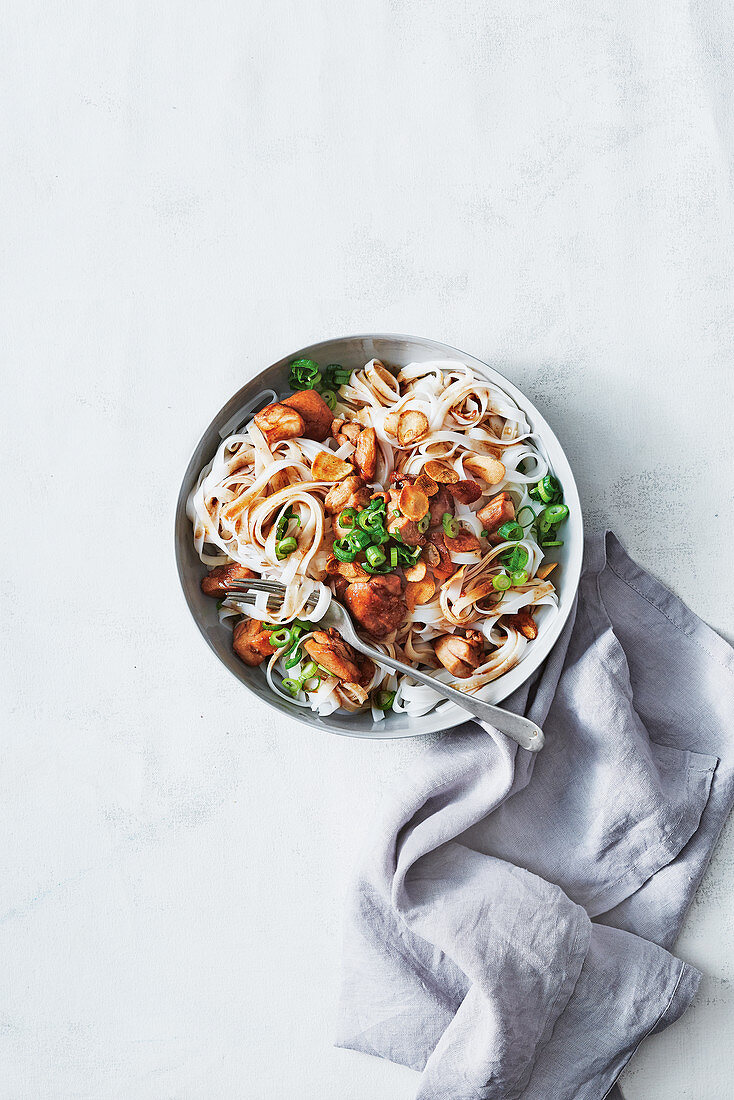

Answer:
[174,334,583,738]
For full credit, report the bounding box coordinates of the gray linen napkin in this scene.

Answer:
[336,532,734,1099]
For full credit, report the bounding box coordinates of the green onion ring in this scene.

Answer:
[515,505,536,528]
[543,503,569,525]
[442,513,459,538]
[332,539,357,562]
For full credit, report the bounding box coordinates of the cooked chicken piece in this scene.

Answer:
[434,630,485,678]
[355,427,377,480]
[324,475,371,514]
[232,618,277,666]
[506,609,538,640]
[281,389,333,441]
[386,512,423,546]
[332,575,349,600]
[200,562,256,598]
[428,486,454,527]
[387,472,410,502]
[427,529,459,581]
[331,418,362,447]
[303,628,362,682]
[325,555,370,583]
[448,479,483,505]
[477,492,516,535]
[355,652,377,688]
[344,573,407,638]
[254,402,305,445]
[443,527,482,554]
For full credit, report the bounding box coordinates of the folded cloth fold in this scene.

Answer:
[336,532,734,1099]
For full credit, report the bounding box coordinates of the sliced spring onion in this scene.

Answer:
[390,547,398,567]
[541,539,564,548]
[288,358,321,390]
[276,536,298,560]
[347,529,372,550]
[275,506,296,541]
[293,618,314,631]
[396,544,422,564]
[417,514,430,533]
[367,495,385,511]
[537,474,560,503]
[321,389,337,410]
[324,364,351,387]
[501,544,529,572]
[442,512,459,538]
[357,509,384,532]
[543,503,569,525]
[281,677,301,696]
[537,512,553,537]
[270,627,292,648]
[515,505,536,528]
[493,572,512,592]
[363,562,393,574]
[281,624,303,660]
[511,569,529,585]
[497,521,523,541]
[338,507,358,528]
[300,661,319,681]
[332,539,357,562]
[366,545,386,567]
[374,689,396,711]
[284,649,303,669]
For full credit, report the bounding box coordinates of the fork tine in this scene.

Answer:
[226,578,286,593]
[222,588,319,613]
[221,585,319,611]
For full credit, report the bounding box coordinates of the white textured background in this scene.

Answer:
[2,2,733,1098]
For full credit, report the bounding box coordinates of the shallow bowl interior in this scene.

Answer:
[175,334,583,739]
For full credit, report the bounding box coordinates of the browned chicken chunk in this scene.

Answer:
[254,402,305,444]
[232,618,277,666]
[448,479,483,505]
[505,608,538,640]
[303,628,362,681]
[428,486,455,527]
[443,527,482,554]
[201,562,256,598]
[386,512,423,547]
[324,475,371,514]
[282,389,333,441]
[344,573,407,638]
[354,427,377,480]
[427,529,458,581]
[477,492,515,535]
[433,630,485,678]
[331,418,362,447]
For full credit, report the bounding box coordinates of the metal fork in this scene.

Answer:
[225,578,544,752]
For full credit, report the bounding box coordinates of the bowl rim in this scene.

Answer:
[174,332,584,739]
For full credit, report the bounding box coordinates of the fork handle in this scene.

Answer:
[352,641,544,752]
